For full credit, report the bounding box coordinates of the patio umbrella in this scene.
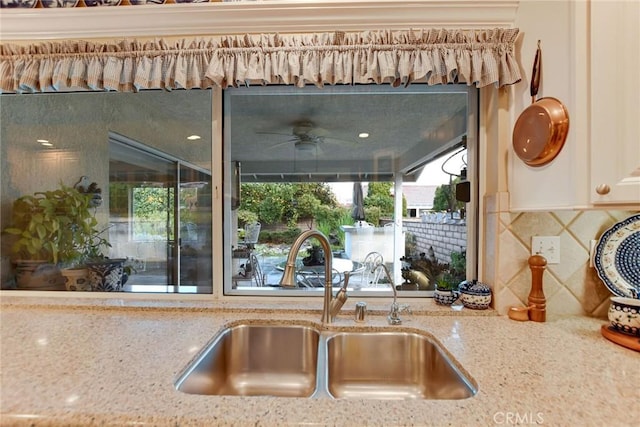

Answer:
[351,182,366,223]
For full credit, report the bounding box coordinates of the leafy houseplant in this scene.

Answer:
[4,183,102,265]
[435,273,457,291]
[434,272,460,305]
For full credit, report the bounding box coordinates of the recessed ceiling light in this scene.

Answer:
[187,135,201,141]
[358,132,369,139]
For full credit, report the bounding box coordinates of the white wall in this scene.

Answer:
[508,0,589,210]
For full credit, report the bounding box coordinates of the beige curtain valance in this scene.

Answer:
[0,28,521,93]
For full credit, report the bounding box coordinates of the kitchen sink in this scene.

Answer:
[175,322,476,400]
[325,331,477,400]
[175,323,320,397]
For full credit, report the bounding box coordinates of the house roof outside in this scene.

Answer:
[401,184,437,210]
[331,182,438,210]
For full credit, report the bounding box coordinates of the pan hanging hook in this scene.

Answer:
[530,40,542,104]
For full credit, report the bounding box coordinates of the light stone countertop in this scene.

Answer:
[0,295,638,427]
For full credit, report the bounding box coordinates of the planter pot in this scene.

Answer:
[14,260,65,290]
[61,267,91,291]
[87,259,127,292]
[434,288,460,305]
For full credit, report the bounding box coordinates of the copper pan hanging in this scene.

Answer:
[513,41,569,167]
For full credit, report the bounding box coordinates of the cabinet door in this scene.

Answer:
[590,0,640,205]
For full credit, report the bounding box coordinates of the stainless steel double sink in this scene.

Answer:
[174,321,477,400]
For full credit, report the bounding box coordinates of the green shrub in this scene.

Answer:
[259,227,302,245]
[364,206,381,226]
[237,209,259,226]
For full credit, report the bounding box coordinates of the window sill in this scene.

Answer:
[0,290,498,317]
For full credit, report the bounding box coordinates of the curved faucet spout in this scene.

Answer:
[279,230,335,324]
[373,263,397,304]
[373,263,403,325]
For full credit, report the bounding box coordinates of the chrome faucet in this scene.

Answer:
[373,263,405,325]
[279,230,341,324]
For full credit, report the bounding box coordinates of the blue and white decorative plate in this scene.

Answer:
[594,213,640,298]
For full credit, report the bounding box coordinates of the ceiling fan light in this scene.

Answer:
[295,140,316,152]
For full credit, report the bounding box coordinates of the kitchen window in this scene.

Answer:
[0,90,213,293]
[223,83,478,298]
[0,84,477,297]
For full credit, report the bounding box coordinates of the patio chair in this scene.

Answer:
[296,268,343,288]
[249,253,265,287]
[356,251,384,287]
[238,222,261,250]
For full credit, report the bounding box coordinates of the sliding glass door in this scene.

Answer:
[109,135,212,293]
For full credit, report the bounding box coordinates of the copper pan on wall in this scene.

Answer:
[512,41,569,167]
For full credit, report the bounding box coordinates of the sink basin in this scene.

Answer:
[325,331,476,400]
[175,323,320,397]
[175,322,476,400]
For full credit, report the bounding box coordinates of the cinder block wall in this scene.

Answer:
[403,219,467,264]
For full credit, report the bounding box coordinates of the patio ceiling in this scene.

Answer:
[225,84,470,183]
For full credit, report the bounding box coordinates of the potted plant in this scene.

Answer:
[434,272,460,306]
[84,225,141,292]
[302,243,325,266]
[83,230,132,292]
[3,183,103,290]
[61,226,111,291]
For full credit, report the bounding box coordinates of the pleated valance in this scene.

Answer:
[0,28,521,93]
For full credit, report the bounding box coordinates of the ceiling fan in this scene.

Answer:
[256,120,356,152]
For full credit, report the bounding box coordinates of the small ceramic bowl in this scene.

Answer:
[459,280,492,310]
[608,296,640,336]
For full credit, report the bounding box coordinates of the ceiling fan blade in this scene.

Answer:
[255,131,293,137]
[266,140,295,149]
[308,127,329,137]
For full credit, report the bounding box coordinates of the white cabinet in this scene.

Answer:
[589,0,640,205]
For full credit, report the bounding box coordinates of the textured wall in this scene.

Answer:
[1,92,211,209]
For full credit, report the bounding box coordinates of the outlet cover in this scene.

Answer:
[531,236,560,264]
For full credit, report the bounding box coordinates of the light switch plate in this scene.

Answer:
[531,236,560,264]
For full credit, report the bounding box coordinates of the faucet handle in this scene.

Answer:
[328,271,350,320]
[398,303,411,315]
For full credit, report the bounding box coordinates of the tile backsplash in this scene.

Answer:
[485,195,637,318]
